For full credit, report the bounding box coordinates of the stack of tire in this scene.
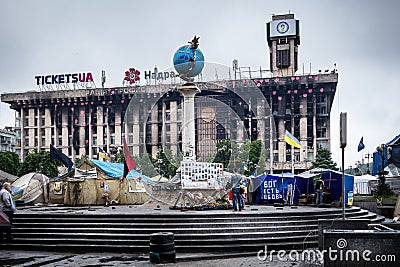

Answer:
[149,232,176,263]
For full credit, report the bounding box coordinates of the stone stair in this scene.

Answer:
[0,206,384,253]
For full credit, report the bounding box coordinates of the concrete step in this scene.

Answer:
[13,224,318,235]
[11,229,317,241]
[13,219,320,229]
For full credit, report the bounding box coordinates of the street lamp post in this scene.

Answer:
[157,158,163,182]
[365,152,372,174]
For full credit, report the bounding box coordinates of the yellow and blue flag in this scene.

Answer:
[284,130,301,149]
[98,148,110,161]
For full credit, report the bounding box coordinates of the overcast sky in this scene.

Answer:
[0,0,399,168]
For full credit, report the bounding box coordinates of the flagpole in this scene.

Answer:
[361,151,364,175]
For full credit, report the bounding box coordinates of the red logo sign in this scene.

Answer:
[124,68,140,84]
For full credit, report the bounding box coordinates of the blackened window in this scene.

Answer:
[276,49,290,68]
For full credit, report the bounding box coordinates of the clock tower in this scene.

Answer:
[267,14,300,77]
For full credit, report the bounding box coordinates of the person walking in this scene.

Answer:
[315,177,324,206]
[0,182,16,241]
[230,168,243,212]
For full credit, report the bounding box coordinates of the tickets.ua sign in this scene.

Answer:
[35,72,94,85]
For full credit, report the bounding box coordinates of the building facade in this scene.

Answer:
[0,14,338,174]
[0,127,17,152]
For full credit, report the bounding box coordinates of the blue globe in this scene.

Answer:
[173,45,204,78]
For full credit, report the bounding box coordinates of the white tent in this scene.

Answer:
[11,173,49,204]
[353,174,378,195]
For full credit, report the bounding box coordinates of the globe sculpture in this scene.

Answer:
[173,36,204,82]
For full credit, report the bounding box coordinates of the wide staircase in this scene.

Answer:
[0,206,384,254]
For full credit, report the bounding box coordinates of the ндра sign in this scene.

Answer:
[35,72,94,85]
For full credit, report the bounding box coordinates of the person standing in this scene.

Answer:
[315,177,324,206]
[0,182,16,241]
[230,168,243,212]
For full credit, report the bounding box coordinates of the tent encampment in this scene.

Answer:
[11,172,49,204]
[49,159,154,206]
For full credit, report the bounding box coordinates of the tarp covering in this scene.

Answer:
[372,147,389,176]
[251,173,295,204]
[372,133,400,175]
[321,171,354,204]
[250,169,354,205]
[390,145,400,168]
[89,159,154,183]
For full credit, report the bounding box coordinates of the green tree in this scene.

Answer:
[132,154,158,178]
[213,140,232,169]
[116,150,125,163]
[0,151,20,176]
[155,148,178,179]
[18,151,59,178]
[374,170,394,203]
[309,148,338,171]
[235,140,263,176]
[74,154,88,166]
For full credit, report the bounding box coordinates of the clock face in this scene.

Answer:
[277,21,289,34]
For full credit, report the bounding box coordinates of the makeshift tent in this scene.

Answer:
[250,173,295,204]
[11,173,49,204]
[48,159,154,206]
[0,169,18,183]
[353,174,377,195]
[320,171,354,205]
[251,169,355,205]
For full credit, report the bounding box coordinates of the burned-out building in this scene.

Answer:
[0,14,337,173]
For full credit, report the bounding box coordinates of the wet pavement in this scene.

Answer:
[0,250,321,266]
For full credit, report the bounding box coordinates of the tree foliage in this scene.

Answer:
[214,140,264,176]
[213,140,232,169]
[309,148,338,171]
[374,171,394,202]
[132,148,182,179]
[155,148,179,179]
[0,151,20,176]
[18,151,59,178]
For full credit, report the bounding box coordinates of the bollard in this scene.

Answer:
[149,232,175,263]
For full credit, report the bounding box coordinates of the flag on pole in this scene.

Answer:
[123,138,137,178]
[98,148,110,161]
[284,130,301,149]
[358,137,365,152]
[50,144,74,171]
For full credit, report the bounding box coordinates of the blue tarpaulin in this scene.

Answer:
[372,133,400,175]
[251,170,354,205]
[89,159,154,184]
[321,171,354,205]
[252,173,295,204]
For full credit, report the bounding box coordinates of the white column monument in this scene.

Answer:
[178,84,201,161]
